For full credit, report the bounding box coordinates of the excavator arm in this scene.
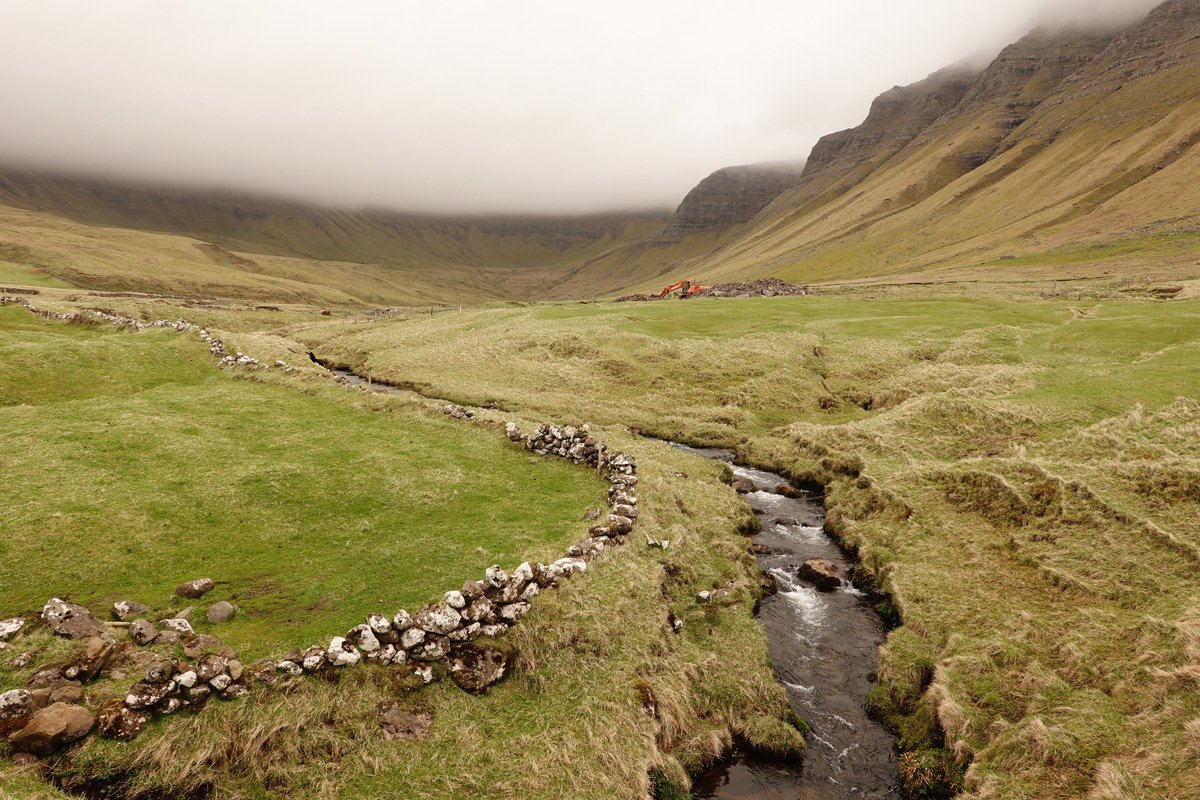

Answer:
[654,280,711,298]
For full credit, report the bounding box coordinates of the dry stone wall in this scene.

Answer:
[0,295,643,757]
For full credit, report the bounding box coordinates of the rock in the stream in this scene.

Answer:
[206,601,236,624]
[731,479,757,494]
[775,484,801,499]
[773,517,800,527]
[797,558,842,591]
[42,599,104,639]
[111,601,150,621]
[175,578,214,599]
[8,703,94,755]
[447,643,509,694]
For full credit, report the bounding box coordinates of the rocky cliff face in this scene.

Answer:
[654,162,804,244]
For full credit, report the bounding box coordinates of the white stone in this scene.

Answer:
[392,609,413,631]
[443,591,467,610]
[400,627,426,649]
[414,664,434,684]
[367,613,392,634]
[499,602,531,622]
[484,565,508,588]
[161,618,194,635]
[552,557,587,576]
[0,618,24,641]
[176,671,197,689]
[327,637,361,667]
[511,562,533,583]
[209,674,232,691]
[520,583,540,602]
[278,660,304,676]
[347,624,380,653]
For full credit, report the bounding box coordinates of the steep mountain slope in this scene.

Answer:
[654,162,804,244]
[617,0,1200,290]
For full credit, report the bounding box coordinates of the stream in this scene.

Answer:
[671,444,899,800]
[316,362,899,797]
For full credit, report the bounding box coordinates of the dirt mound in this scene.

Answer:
[686,278,809,299]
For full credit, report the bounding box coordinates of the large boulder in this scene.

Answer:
[175,578,214,599]
[797,558,842,591]
[447,643,509,694]
[413,603,462,635]
[8,703,94,755]
[42,599,104,639]
[775,484,801,499]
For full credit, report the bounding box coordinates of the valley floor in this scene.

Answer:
[2,283,1199,799]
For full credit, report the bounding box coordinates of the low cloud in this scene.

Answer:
[0,0,1165,214]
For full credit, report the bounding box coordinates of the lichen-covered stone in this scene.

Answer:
[484,565,508,589]
[125,680,176,709]
[96,698,146,741]
[392,609,414,632]
[160,618,194,636]
[413,603,462,635]
[327,637,361,667]
[447,643,509,695]
[0,689,36,738]
[111,601,150,621]
[498,602,531,623]
[346,624,381,653]
[443,591,466,609]
[42,599,104,639]
[143,656,176,685]
[0,618,26,640]
[175,578,214,599]
[367,613,392,635]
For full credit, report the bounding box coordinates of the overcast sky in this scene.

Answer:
[0,0,1162,214]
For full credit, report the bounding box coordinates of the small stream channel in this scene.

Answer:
[671,444,899,800]
[316,362,899,797]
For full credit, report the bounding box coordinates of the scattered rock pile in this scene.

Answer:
[684,278,810,299]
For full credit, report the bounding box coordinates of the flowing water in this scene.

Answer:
[671,444,899,800]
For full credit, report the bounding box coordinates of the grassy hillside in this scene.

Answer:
[300,290,1200,798]
[593,2,1200,295]
[0,170,668,304]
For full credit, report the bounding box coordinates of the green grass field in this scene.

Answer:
[0,300,801,800]
[0,303,607,658]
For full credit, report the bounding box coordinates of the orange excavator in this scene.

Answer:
[654,280,710,298]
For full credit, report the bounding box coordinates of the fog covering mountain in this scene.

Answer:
[1,0,1196,302]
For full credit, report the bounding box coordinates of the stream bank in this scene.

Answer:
[671,444,899,800]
